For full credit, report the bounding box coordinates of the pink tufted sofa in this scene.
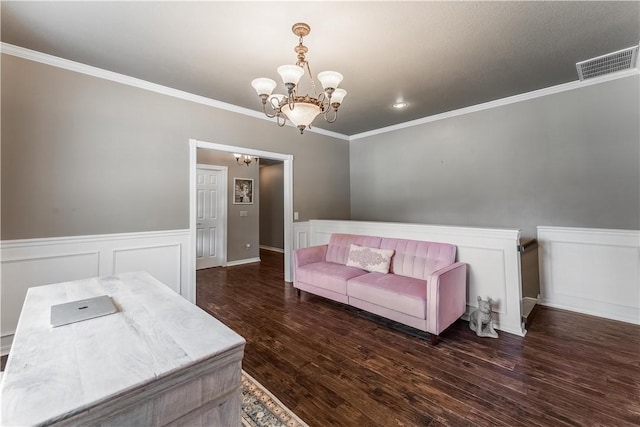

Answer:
[293,233,467,344]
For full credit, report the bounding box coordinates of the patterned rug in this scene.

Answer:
[241,370,309,427]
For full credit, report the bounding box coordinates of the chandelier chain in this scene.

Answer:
[305,61,320,98]
[295,35,320,98]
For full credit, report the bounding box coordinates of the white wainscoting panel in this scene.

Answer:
[458,246,508,308]
[307,220,524,336]
[293,221,310,250]
[1,229,192,355]
[538,226,640,325]
[113,244,182,294]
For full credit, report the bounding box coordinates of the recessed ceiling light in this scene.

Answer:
[392,102,408,109]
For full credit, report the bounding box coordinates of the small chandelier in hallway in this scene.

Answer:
[234,153,258,166]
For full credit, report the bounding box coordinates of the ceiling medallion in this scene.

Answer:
[251,22,347,134]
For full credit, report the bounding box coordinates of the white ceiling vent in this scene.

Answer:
[576,44,639,81]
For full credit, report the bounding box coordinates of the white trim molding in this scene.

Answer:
[293,221,311,250]
[538,226,640,325]
[189,139,295,283]
[350,71,640,140]
[2,42,636,142]
[305,220,524,336]
[259,245,285,254]
[0,43,349,141]
[226,257,261,267]
[1,229,191,355]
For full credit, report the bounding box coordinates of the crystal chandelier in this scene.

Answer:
[251,23,347,134]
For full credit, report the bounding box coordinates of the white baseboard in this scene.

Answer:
[539,301,638,325]
[226,257,261,267]
[259,245,284,254]
[1,229,192,344]
[538,226,640,325]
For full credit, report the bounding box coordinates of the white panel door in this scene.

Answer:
[196,167,225,270]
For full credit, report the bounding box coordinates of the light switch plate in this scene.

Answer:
[240,211,248,217]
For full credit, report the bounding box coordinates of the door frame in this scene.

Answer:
[195,164,228,270]
[188,139,294,297]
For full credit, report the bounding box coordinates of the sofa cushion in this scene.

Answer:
[346,244,395,273]
[347,272,427,318]
[296,262,369,295]
[380,238,456,280]
[326,234,383,265]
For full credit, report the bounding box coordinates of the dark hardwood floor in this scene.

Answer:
[197,249,640,427]
[1,251,637,426]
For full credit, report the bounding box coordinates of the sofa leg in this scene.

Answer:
[430,334,440,345]
[296,288,301,297]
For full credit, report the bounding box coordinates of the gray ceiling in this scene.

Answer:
[2,1,639,137]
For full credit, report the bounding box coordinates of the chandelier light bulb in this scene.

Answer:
[270,94,285,102]
[330,88,347,105]
[277,65,305,86]
[281,102,321,131]
[269,93,286,105]
[251,78,277,96]
[317,71,343,91]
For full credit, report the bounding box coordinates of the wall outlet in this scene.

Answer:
[246,243,251,248]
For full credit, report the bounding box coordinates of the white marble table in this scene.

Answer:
[0,271,245,426]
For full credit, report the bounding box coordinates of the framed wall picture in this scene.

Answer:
[233,178,254,204]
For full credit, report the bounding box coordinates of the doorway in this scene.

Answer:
[188,139,294,298]
[259,158,285,254]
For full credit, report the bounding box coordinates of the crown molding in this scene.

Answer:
[350,69,639,141]
[0,43,350,141]
[3,42,637,143]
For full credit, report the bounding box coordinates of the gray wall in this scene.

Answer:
[5,52,636,245]
[196,149,260,262]
[350,75,640,238]
[259,163,284,250]
[1,54,351,240]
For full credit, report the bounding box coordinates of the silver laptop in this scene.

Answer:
[50,295,117,327]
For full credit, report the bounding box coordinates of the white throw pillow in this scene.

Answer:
[346,244,395,274]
